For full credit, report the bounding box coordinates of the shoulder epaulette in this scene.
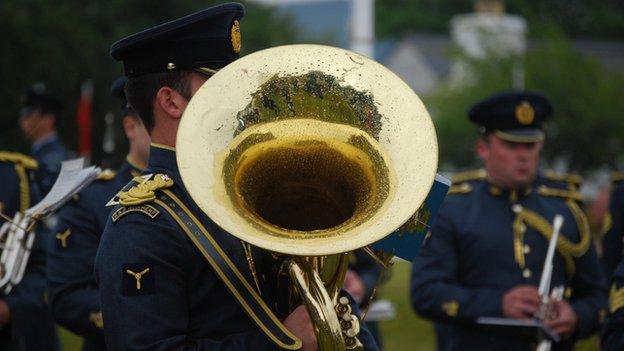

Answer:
[117,173,174,206]
[96,169,117,181]
[450,169,486,184]
[611,171,624,184]
[0,151,38,170]
[448,183,473,195]
[542,170,583,187]
[536,185,583,202]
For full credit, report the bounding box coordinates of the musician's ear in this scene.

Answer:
[154,87,187,120]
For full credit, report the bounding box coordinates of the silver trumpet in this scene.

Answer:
[0,158,100,294]
[0,212,36,294]
[535,215,565,351]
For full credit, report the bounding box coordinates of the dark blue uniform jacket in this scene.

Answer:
[48,159,141,351]
[602,181,624,278]
[602,258,624,350]
[0,152,59,351]
[94,145,379,351]
[411,176,606,351]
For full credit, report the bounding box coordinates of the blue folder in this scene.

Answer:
[371,174,450,261]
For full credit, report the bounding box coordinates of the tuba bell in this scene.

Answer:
[177,44,438,349]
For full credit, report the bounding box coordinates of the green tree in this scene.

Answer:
[0,1,297,165]
[375,0,624,39]
[427,29,624,173]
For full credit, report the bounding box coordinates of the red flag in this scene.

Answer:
[76,80,93,160]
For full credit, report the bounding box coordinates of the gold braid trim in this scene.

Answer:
[450,169,486,184]
[543,170,583,187]
[118,174,174,206]
[611,171,624,183]
[610,284,624,314]
[512,216,526,268]
[537,186,583,202]
[512,205,589,277]
[565,199,591,257]
[1,151,37,212]
[0,151,38,170]
[601,212,613,237]
[448,183,472,195]
[14,164,30,212]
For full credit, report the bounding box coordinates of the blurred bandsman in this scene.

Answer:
[46,77,149,351]
[93,3,378,350]
[411,91,606,350]
[18,89,70,195]
[602,256,624,350]
[601,172,624,278]
[345,250,384,348]
[0,151,59,350]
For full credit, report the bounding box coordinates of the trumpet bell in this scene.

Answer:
[177,44,438,256]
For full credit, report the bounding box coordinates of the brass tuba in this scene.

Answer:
[177,44,438,349]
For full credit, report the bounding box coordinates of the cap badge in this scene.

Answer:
[231,20,241,54]
[515,101,534,125]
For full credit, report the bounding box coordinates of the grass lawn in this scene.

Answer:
[58,261,600,350]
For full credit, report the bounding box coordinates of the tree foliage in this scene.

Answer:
[375,0,624,39]
[427,29,624,173]
[0,1,296,165]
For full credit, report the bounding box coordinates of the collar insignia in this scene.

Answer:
[56,229,72,249]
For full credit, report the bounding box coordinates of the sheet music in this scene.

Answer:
[363,299,396,322]
[476,317,560,342]
[26,158,100,216]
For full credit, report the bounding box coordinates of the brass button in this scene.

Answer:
[522,269,532,278]
[523,245,531,254]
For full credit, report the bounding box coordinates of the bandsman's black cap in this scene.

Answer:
[468,91,553,143]
[110,3,244,78]
[20,89,65,118]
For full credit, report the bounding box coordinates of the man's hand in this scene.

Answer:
[284,305,317,351]
[544,300,578,340]
[0,299,10,327]
[343,269,366,304]
[502,285,540,319]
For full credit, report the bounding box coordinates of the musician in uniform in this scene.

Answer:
[0,152,59,351]
[410,91,606,350]
[601,172,624,278]
[602,257,624,350]
[94,3,378,350]
[18,90,70,195]
[345,251,384,348]
[46,77,149,351]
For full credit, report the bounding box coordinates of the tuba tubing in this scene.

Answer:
[177,44,439,350]
[288,258,346,350]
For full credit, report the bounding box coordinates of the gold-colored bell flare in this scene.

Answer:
[177,44,438,256]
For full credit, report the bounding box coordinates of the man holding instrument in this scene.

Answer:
[94,3,378,350]
[46,77,149,351]
[410,91,606,350]
[0,152,59,351]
